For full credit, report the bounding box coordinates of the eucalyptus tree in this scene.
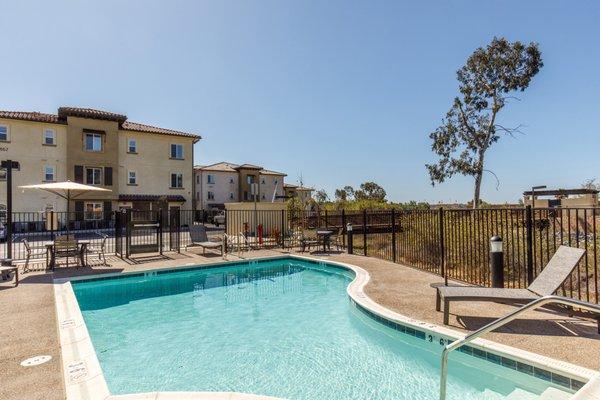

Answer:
[426,37,543,208]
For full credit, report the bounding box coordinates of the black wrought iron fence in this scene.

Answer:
[0,209,220,261]
[286,206,599,304]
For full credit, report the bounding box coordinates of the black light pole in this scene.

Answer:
[2,160,19,259]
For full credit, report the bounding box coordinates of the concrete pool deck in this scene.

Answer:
[1,249,599,400]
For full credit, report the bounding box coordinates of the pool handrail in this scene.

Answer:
[439,295,600,400]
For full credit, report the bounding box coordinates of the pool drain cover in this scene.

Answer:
[21,355,52,367]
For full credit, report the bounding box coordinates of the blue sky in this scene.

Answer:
[1,1,599,204]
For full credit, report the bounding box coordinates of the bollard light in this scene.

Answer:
[490,236,503,253]
[490,236,504,288]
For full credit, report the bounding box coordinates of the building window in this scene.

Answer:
[85,167,102,185]
[128,139,137,153]
[85,133,102,152]
[0,124,9,141]
[44,165,55,182]
[207,174,215,184]
[170,144,184,159]
[246,175,255,184]
[261,193,266,200]
[196,175,199,184]
[207,191,215,200]
[84,202,103,220]
[171,173,183,188]
[261,178,266,184]
[0,170,6,181]
[128,171,137,185]
[274,179,278,184]
[229,177,234,184]
[229,192,234,200]
[44,129,56,145]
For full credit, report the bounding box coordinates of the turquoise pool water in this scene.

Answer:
[73,258,563,399]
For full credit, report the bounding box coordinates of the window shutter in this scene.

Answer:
[74,201,84,221]
[74,165,83,183]
[103,201,112,221]
[104,167,113,186]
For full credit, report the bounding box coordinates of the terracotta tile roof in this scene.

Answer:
[58,107,127,123]
[0,107,201,140]
[196,162,285,176]
[122,121,200,139]
[196,162,240,172]
[260,169,286,177]
[0,110,64,124]
[119,194,186,202]
[235,163,263,170]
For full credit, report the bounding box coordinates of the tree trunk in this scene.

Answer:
[473,170,483,209]
[472,151,485,209]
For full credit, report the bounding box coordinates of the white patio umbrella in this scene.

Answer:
[19,181,112,234]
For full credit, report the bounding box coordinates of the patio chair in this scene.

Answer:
[329,228,344,251]
[0,259,18,287]
[22,238,48,273]
[300,229,320,252]
[225,233,249,253]
[186,225,222,256]
[436,246,587,326]
[86,233,108,266]
[54,235,81,268]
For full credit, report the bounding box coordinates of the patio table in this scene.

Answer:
[316,230,333,252]
[45,240,89,270]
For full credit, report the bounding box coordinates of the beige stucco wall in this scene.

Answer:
[0,118,68,212]
[195,169,238,209]
[224,202,287,235]
[259,173,284,202]
[66,117,119,208]
[118,131,195,208]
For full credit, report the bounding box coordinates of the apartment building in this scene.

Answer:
[283,183,314,204]
[0,107,200,216]
[194,162,285,209]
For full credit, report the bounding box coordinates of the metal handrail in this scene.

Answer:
[439,295,600,400]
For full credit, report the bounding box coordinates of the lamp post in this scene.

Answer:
[530,185,547,209]
[490,236,504,288]
[1,160,20,259]
[346,223,353,255]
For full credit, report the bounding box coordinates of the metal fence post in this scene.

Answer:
[158,209,163,255]
[391,209,397,263]
[341,209,346,247]
[439,207,446,285]
[6,160,12,259]
[280,209,285,248]
[325,209,328,229]
[50,211,55,241]
[363,209,367,256]
[525,205,534,284]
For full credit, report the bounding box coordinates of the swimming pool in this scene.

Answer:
[69,257,579,399]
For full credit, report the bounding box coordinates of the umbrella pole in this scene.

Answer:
[66,190,70,237]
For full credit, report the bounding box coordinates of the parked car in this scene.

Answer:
[213,211,226,227]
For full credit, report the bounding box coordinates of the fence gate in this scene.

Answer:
[125,210,163,257]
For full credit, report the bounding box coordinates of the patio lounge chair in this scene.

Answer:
[186,225,222,256]
[0,259,18,287]
[436,245,588,326]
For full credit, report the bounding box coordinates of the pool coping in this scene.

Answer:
[53,254,600,400]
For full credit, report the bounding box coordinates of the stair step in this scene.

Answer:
[505,388,540,399]
[539,387,572,400]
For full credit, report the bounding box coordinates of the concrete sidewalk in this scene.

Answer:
[0,249,598,400]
